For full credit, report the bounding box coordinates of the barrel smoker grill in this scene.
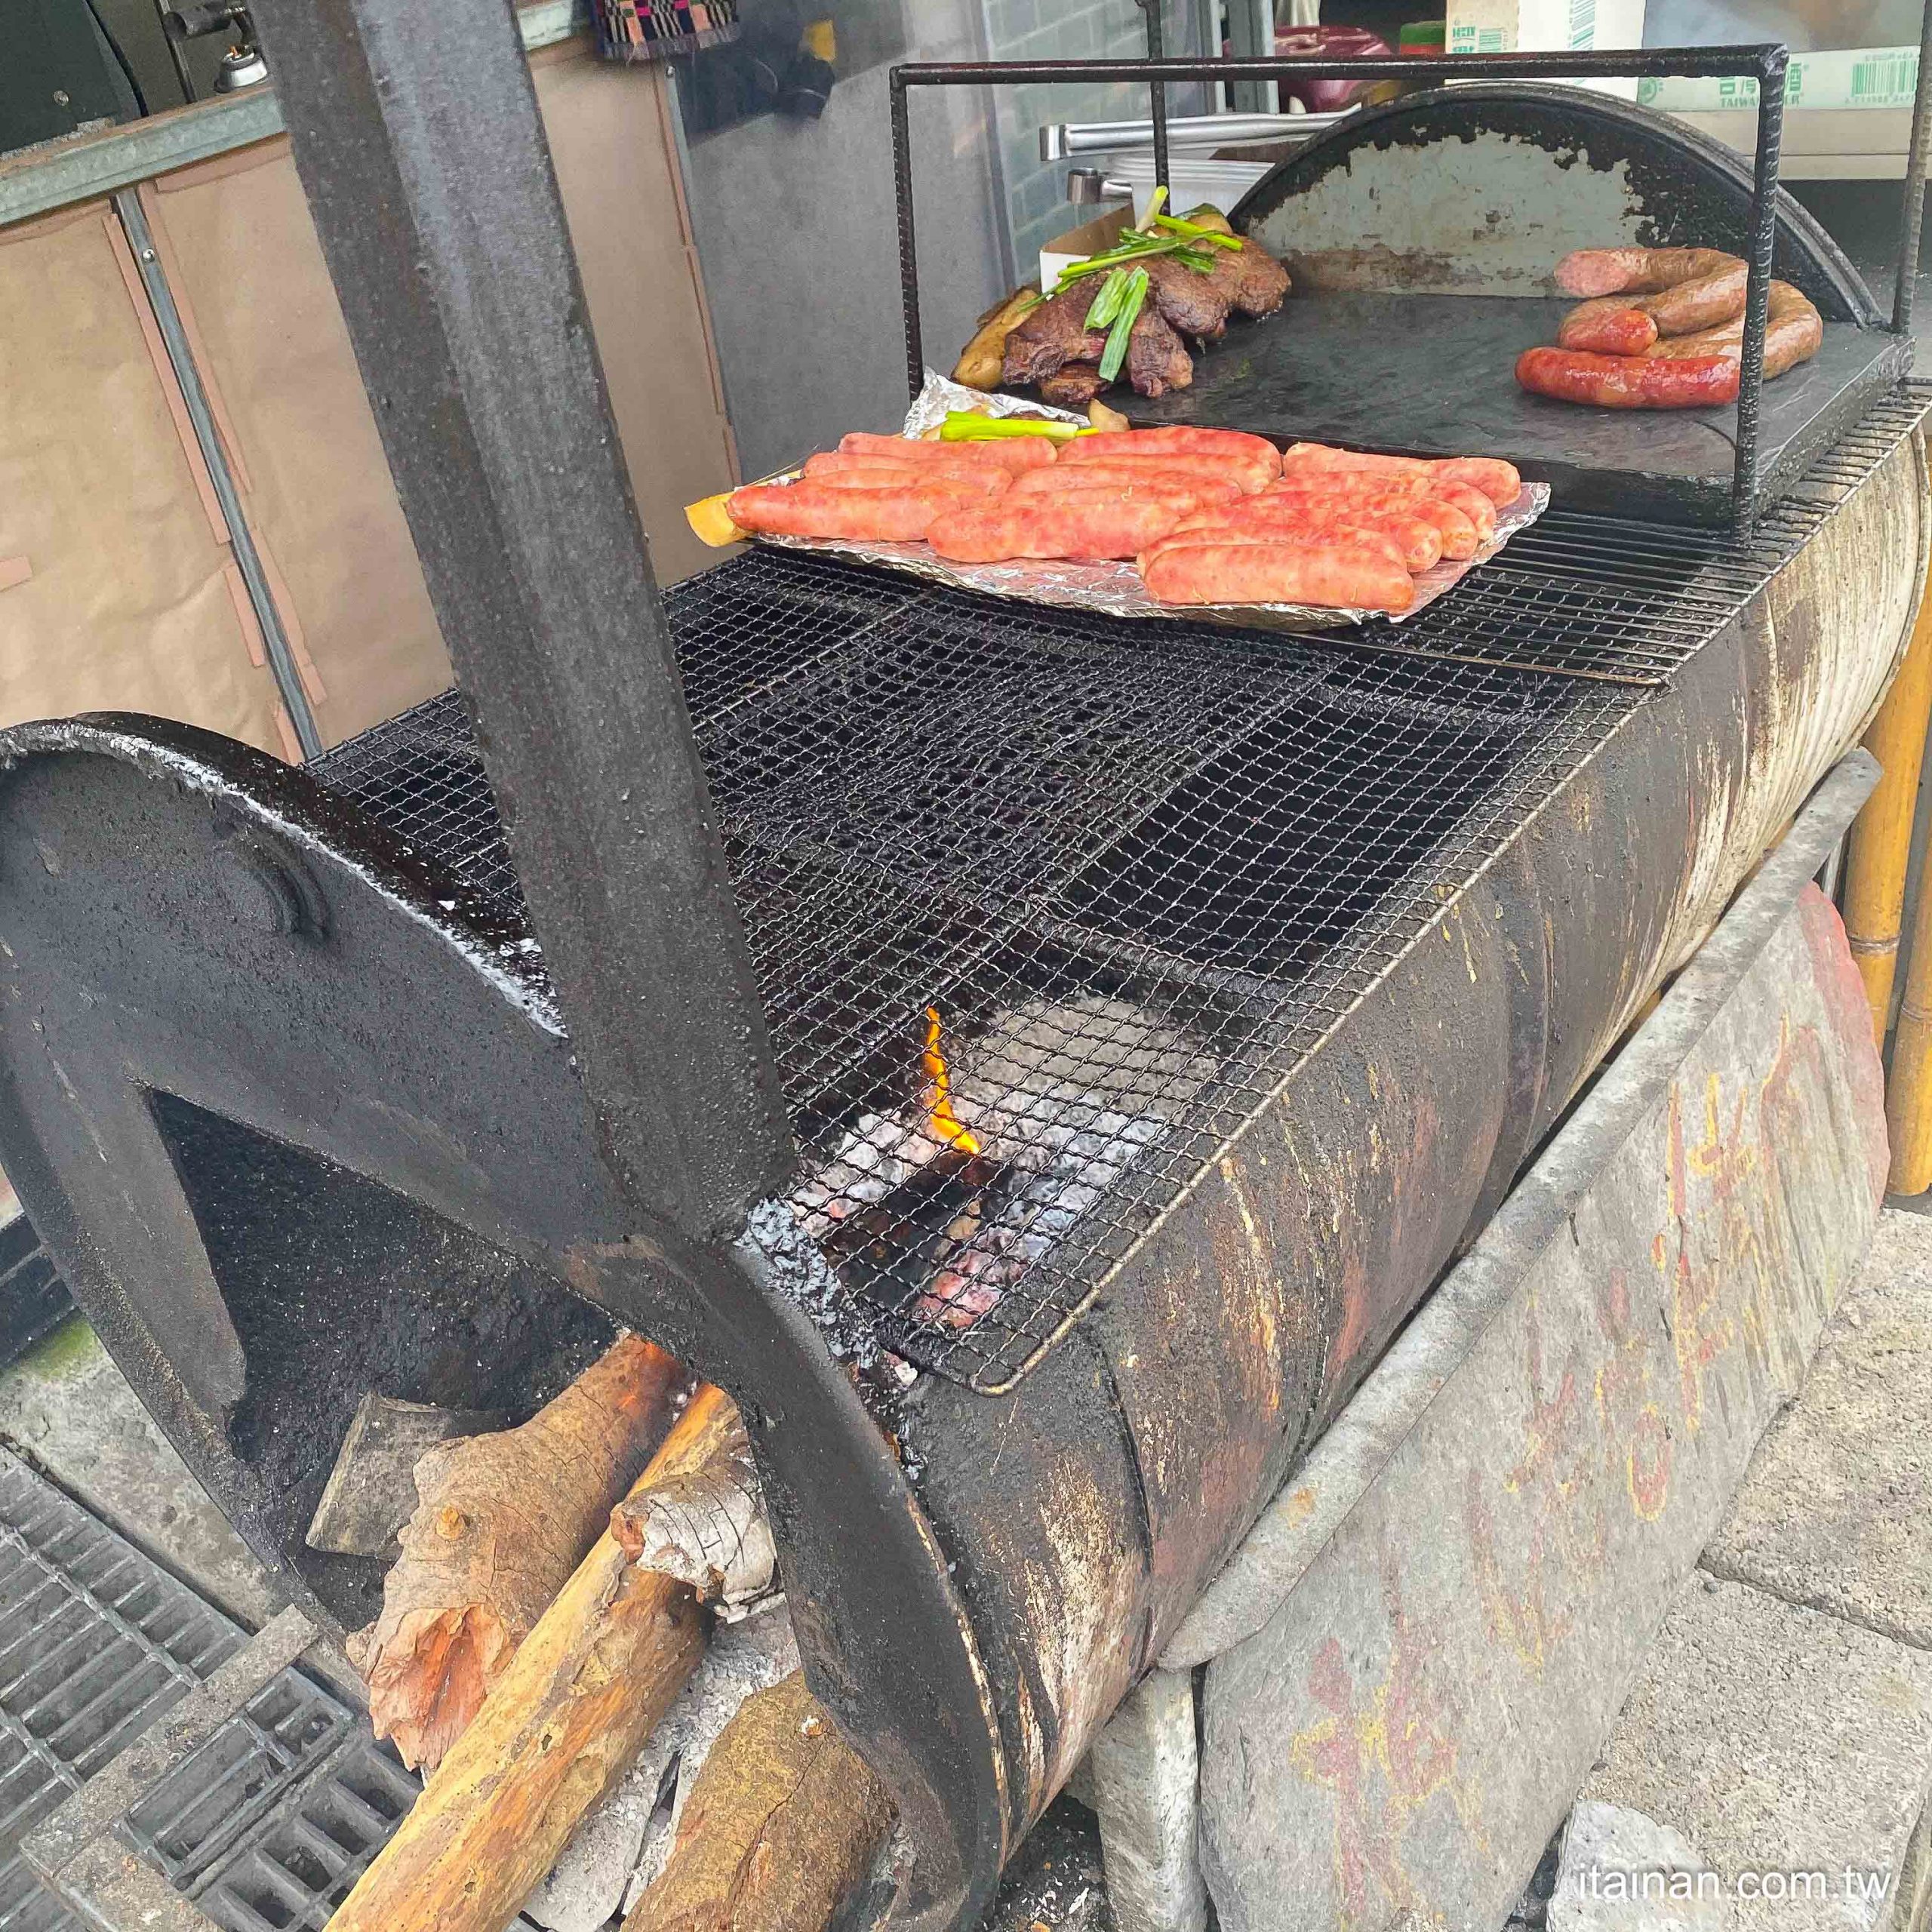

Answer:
[0,11,1929,1930]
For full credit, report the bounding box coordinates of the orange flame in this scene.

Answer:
[921,1006,981,1157]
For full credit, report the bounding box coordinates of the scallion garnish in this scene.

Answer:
[1084,268,1131,331]
[1151,212,1244,248]
[1096,267,1149,384]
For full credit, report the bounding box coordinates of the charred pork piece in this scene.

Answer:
[1201,235,1292,318]
[1040,365,1109,407]
[1125,306,1194,398]
[1002,289,1106,386]
[1141,255,1232,341]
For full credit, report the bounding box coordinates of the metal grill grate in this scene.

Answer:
[0,1451,523,1932]
[308,385,1926,1392]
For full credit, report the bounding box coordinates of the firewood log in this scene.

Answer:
[325,1384,749,1932]
[620,1669,894,1932]
[346,1334,683,1771]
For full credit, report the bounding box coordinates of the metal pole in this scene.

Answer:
[112,188,322,759]
[249,0,794,1237]
[1140,0,1170,201]
[1893,0,1932,331]
[1731,45,1786,530]
[892,68,923,398]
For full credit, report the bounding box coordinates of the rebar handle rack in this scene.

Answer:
[890,40,1932,528]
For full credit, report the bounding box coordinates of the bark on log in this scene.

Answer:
[325,1385,742,1932]
[620,1669,894,1932]
[610,1390,776,1620]
[347,1334,681,1771]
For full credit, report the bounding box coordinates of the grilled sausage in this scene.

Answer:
[801,453,1011,494]
[838,430,1058,474]
[1643,281,1823,379]
[728,480,980,541]
[1141,541,1416,611]
[1553,247,1744,298]
[1059,442,1275,494]
[1427,479,1497,542]
[1265,484,1480,560]
[1515,346,1740,409]
[1185,498,1441,572]
[1278,445,1522,506]
[928,494,1199,562]
[1066,427,1284,476]
[1012,464,1245,505]
[1558,300,1660,355]
[1162,514,1419,574]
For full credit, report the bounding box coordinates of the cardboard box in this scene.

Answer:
[1444,0,1645,96]
[1038,208,1134,300]
[1636,45,1918,112]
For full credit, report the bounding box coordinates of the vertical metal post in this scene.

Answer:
[113,188,323,759]
[1893,0,1932,331]
[250,0,794,1236]
[1731,45,1786,531]
[1223,0,1274,116]
[1140,0,1171,199]
[892,69,924,398]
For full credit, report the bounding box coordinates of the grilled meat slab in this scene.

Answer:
[1003,290,1105,386]
[1141,256,1232,341]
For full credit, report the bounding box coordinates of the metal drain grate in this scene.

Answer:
[0,1451,521,1932]
[305,383,1923,1392]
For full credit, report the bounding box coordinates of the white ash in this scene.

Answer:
[525,1606,799,1931]
[617,1606,804,1917]
[788,1112,954,1241]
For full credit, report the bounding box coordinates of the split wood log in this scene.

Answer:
[346,1334,682,1771]
[620,1669,894,1932]
[325,1383,751,1932]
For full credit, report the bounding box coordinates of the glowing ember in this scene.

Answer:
[921,1007,982,1157]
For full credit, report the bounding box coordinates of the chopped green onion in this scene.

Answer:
[1141,184,1169,226]
[1096,267,1148,384]
[1084,268,1131,331]
[1151,212,1244,248]
[939,411,1091,443]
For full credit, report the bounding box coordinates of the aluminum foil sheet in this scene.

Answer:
[750,371,1552,634]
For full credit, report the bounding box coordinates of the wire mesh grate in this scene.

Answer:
[308,384,1925,1392]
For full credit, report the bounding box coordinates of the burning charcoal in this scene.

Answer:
[787,1111,955,1241]
[914,1107,1171,1331]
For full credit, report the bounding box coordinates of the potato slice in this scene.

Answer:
[685,491,746,547]
[952,286,1041,390]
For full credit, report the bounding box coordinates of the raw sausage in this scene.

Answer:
[838,430,1058,474]
[1558,300,1659,355]
[1553,247,1743,298]
[928,495,1198,562]
[802,452,1010,494]
[728,480,980,541]
[1278,444,1522,506]
[1142,541,1416,612]
[1066,426,1284,477]
[1060,442,1275,493]
[1515,346,1740,409]
[1426,479,1497,542]
[1643,281,1823,379]
[1013,463,1244,504]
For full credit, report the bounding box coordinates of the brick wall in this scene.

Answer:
[981,0,1207,286]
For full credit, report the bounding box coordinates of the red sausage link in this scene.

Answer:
[1553,247,1743,298]
[1515,346,1740,409]
[728,480,983,541]
[838,431,1057,474]
[1558,300,1659,355]
[928,495,1198,562]
[1142,541,1416,612]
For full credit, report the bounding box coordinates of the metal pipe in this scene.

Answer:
[1893,0,1932,331]
[1042,110,1347,158]
[1842,558,1932,1039]
[250,0,795,1235]
[111,187,322,760]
